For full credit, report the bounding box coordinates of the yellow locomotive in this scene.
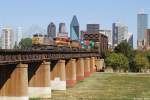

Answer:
[32,34,44,45]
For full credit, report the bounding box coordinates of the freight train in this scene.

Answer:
[32,33,81,51]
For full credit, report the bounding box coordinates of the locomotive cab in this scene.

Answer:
[32,34,44,45]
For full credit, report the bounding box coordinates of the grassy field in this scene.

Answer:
[31,73,150,100]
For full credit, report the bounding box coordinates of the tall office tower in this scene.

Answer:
[87,24,99,34]
[112,22,128,48]
[1,27,15,49]
[70,15,80,40]
[57,22,68,38]
[100,30,112,48]
[144,29,150,50]
[47,22,56,38]
[0,25,3,48]
[127,32,133,48]
[16,27,23,45]
[59,23,66,33]
[137,10,148,49]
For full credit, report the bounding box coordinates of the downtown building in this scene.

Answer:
[144,29,150,50]
[57,23,68,38]
[70,15,80,40]
[16,27,23,45]
[87,24,99,34]
[100,29,112,48]
[47,22,56,38]
[1,27,15,49]
[137,10,148,49]
[127,32,133,48]
[112,22,128,48]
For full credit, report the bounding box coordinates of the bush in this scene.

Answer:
[134,51,150,72]
[105,53,129,72]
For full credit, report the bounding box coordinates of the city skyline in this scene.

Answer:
[0,0,150,48]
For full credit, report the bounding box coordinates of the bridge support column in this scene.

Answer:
[95,59,101,72]
[51,60,66,90]
[95,59,104,72]
[100,59,105,70]
[28,61,51,98]
[84,58,91,77]
[0,64,28,100]
[76,58,84,81]
[90,57,96,73]
[66,59,76,87]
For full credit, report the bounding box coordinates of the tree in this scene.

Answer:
[114,41,132,58]
[145,50,150,63]
[105,53,129,72]
[19,38,32,49]
[134,52,150,72]
[101,50,111,59]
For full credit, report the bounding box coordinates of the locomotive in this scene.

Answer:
[32,33,81,51]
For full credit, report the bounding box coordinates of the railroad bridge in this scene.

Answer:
[0,49,104,100]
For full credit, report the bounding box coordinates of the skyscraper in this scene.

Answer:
[59,23,66,33]
[1,27,15,49]
[16,27,23,45]
[144,29,150,50]
[137,10,148,49]
[112,22,128,48]
[57,23,68,38]
[100,29,112,48]
[127,32,133,48]
[87,24,99,34]
[0,25,3,48]
[70,15,80,40]
[47,22,56,38]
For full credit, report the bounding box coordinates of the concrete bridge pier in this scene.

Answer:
[95,59,101,72]
[51,60,66,90]
[0,64,28,100]
[84,58,91,77]
[28,61,51,98]
[95,59,104,72]
[76,58,84,81]
[90,57,96,73]
[66,59,76,87]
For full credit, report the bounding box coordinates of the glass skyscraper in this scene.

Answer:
[137,11,148,48]
[70,15,80,40]
[59,23,66,33]
[47,22,56,38]
[112,22,128,48]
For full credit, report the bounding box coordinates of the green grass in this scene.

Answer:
[31,73,150,100]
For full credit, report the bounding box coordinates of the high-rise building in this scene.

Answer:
[57,23,68,38]
[112,22,128,48]
[137,10,148,49]
[1,27,15,49]
[47,22,56,38]
[0,25,3,48]
[59,23,66,33]
[144,29,150,50]
[100,30,112,48]
[127,32,133,48]
[16,27,23,45]
[87,24,99,34]
[70,15,80,40]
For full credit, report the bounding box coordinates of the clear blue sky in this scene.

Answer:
[0,0,150,48]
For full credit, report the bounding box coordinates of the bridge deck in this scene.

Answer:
[0,49,100,65]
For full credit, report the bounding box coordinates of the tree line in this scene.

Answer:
[104,41,150,72]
